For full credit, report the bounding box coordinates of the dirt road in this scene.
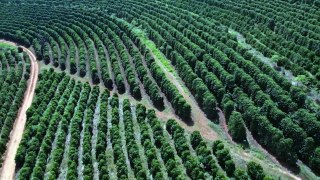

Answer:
[218,107,301,180]
[0,40,39,180]
[148,49,217,140]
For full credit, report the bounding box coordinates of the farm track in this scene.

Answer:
[106,96,118,179]
[131,41,176,116]
[43,40,302,179]
[0,0,320,179]
[0,37,302,180]
[0,40,39,180]
[118,99,135,179]
[130,104,151,179]
[147,49,218,141]
[144,119,169,179]
[218,107,301,180]
[91,98,101,180]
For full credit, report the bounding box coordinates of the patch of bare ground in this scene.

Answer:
[147,50,218,140]
[218,107,301,180]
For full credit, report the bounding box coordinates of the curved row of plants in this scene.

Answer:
[0,4,193,121]
[98,0,319,173]
[14,69,272,179]
[0,47,29,164]
[0,0,319,176]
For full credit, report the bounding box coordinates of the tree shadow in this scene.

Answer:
[133,93,142,101]
[182,116,194,126]
[239,141,250,149]
[155,104,165,112]
[278,160,301,175]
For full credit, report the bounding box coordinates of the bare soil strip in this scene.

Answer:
[0,40,39,180]
[147,49,217,140]
[218,108,301,180]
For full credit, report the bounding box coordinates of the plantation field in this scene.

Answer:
[0,45,30,164]
[0,0,319,179]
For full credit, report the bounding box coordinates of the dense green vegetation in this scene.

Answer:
[0,0,319,178]
[0,46,29,164]
[15,70,270,179]
[227,112,247,143]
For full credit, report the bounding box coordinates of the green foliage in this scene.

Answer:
[234,169,249,180]
[228,111,246,143]
[2,0,320,177]
[309,147,320,174]
[0,48,29,164]
[247,161,265,180]
[213,140,236,176]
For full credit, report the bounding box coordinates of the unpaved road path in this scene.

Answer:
[148,48,217,140]
[0,40,39,180]
[218,108,300,180]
